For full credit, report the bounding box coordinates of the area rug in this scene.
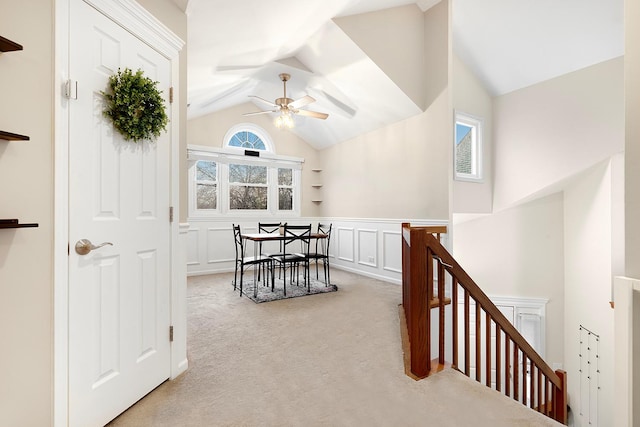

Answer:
[235,275,338,303]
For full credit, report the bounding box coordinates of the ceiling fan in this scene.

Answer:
[243,73,329,127]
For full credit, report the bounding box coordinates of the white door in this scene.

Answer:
[68,1,172,425]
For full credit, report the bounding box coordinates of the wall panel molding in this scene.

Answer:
[185,216,448,283]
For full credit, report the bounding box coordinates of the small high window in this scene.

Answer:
[454,112,483,182]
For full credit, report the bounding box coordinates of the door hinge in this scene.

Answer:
[169,87,174,104]
[169,206,174,223]
[169,325,174,342]
[65,79,78,100]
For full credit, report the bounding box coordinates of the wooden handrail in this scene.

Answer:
[401,223,567,424]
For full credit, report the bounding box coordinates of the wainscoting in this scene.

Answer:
[186,217,448,284]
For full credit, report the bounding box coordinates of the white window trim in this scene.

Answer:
[454,111,484,183]
[188,145,303,219]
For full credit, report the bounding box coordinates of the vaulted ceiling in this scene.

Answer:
[184,0,623,149]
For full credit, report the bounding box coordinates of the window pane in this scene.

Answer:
[229,164,267,184]
[228,131,266,150]
[455,123,473,174]
[278,168,292,186]
[230,186,268,210]
[196,161,217,181]
[278,188,293,210]
[196,183,217,209]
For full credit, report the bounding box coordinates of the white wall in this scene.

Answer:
[319,90,450,220]
[625,0,640,279]
[493,57,624,212]
[334,3,426,110]
[0,3,53,425]
[563,156,624,427]
[452,193,565,369]
[452,54,493,213]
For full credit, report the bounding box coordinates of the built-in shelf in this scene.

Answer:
[1,37,34,231]
[0,130,30,141]
[311,200,322,203]
[311,184,323,188]
[0,35,23,52]
[311,169,322,172]
[0,219,38,229]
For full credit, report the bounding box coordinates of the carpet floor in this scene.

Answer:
[107,269,561,427]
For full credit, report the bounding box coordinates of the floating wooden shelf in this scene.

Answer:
[0,219,38,229]
[0,35,23,52]
[311,200,322,203]
[0,130,30,141]
[311,184,323,188]
[311,169,322,172]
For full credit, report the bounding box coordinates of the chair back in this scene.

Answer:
[284,224,311,255]
[317,223,332,254]
[259,222,283,252]
[258,222,281,234]
[232,224,245,260]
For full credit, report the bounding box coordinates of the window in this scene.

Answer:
[278,168,293,211]
[454,112,483,182]
[195,160,217,209]
[228,131,266,150]
[188,140,302,217]
[229,164,268,210]
[223,123,274,152]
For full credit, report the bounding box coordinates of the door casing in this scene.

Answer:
[53,1,186,425]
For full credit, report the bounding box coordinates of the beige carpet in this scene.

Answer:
[108,269,561,427]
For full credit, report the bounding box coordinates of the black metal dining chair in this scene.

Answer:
[306,223,332,285]
[257,222,282,281]
[232,224,274,297]
[269,224,311,296]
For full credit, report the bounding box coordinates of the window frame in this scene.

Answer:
[187,145,303,219]
[454,111,484,183]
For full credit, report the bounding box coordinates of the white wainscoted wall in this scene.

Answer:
[186,217,448,284]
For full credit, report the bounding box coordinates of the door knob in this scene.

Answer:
[75,239,113,255]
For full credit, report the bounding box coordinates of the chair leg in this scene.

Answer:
[283,262,287,296]
[270,260,275,292]
[233,263,238,291]
[326,259,330,286]
[239,266,244,297]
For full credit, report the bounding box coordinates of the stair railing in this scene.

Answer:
[401,223,567,424]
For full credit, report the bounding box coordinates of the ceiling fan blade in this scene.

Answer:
[242,110,277,116]
[248,95,278,108]
[288,95,316,109]
[295,109,329,120]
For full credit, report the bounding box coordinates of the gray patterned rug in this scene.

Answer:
[234,274,338,303]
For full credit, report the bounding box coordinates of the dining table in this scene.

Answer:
[241,231,328,296]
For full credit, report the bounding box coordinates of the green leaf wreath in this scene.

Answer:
[102,68,168,142]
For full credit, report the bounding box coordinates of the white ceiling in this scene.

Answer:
[185,0,623,149]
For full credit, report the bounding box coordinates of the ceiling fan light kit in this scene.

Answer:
[243,73,329,129]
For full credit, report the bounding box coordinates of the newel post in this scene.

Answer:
[402,223,430,378]
[554,369,568,424]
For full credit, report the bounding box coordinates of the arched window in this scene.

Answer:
[223,123,275,153]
